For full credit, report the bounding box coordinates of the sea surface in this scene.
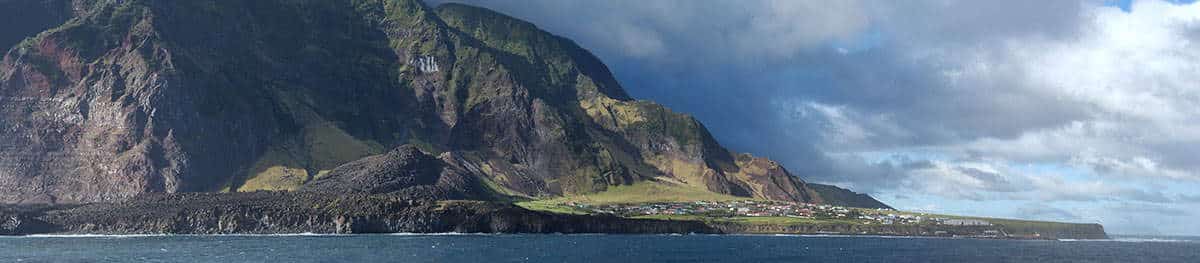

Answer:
[1,234,1197,263]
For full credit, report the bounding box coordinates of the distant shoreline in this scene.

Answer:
[1,193,1108,240]
[2,233,1131,242]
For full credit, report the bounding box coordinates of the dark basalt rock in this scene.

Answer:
[0,193,1106,239]
[0,204,63,235]
[0,192,719,235]
[303,145,487,200]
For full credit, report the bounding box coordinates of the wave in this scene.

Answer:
[1060,238,1197,243]
[13,233,349,238]
[21,234,171,238]
[6,232,650,238]
[757,234,942,240]
[386,232,498,236]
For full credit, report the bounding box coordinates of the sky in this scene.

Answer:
[426,0,1200,235]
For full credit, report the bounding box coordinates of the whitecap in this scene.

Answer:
[1059,238,1195,243]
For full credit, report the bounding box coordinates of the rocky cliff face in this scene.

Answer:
[0,0,887,209]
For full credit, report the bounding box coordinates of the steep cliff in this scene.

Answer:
[0,0,887,208]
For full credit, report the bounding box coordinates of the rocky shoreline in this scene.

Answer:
[1,192,1106,240]
[0,192,716,236]
[0,146,1106,240]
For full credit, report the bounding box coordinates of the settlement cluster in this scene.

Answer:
[564,200,992,226]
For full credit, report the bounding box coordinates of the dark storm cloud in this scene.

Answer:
[872,0,1088,46]
[787,49,1092,143]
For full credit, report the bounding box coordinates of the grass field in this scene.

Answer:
[514,200,592,215]
[513,181,868,225]
[536,181,752,205]
[630,214,866,226]
[514,181,750,215]
[887,210,1090,229]
[511,180,1094,235]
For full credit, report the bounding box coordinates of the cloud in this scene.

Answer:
[1029,178,1174,203]
[426,0,870,62]
[841,156,1181,204]
[1017,203,1081,221]
[1071,153,1193,181]
[1109,203,1191,217]
[797,0,1200,183]
[1179,194,1200,203]
[900,160,1025,200]
[947,1,1200,181]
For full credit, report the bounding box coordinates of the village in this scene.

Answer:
[562,200,993,226]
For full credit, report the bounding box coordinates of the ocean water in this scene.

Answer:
[1,234,1197,263]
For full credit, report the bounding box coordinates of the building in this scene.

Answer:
[943,219,991,226]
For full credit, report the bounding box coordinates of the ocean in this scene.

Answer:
[1,234,1197,262]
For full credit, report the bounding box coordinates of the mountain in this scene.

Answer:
[0,0,889,209]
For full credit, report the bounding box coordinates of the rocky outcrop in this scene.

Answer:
[0,204,62,235]
[303,145,489,200]
[0,0,887,208]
